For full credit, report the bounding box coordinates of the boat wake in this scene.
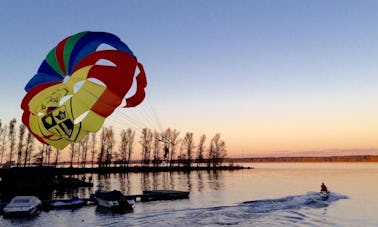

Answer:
[127,192,348,226]
[242,191,347,212]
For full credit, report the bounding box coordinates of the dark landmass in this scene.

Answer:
[0,165,249,193]
[226,155,378,163]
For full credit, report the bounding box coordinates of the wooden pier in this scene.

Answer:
[46,190,189,207]
[125,190,190,202]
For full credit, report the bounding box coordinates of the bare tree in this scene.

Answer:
[140,128,153,166]
[8,118,17,163]
[98,128,106,167]
[80,135,90,167]
[160,128,180,167]
[105,127,114,167]
[168,129,180,167]
[53,148,60,167]
[208,133,227,168]
[45,145,52,166]
[69,142,76,168]
[90,133,97,168]
[197,134,206,166]
[23,131,34,166]
[37,144,51,166]
[182,132,195,168]
[161,129,170,164]
[97,126,115,167]
[76,141,81,167]
[33,147,44,166]
[126,129,135,167]
[152,131,161,167]
[0,120,6,164]
[16,124,26,166]
[119,128,135,167]
[120,129,129,167]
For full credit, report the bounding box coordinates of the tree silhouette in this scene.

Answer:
[69,142,76,168]
[24,131,34,166]
[0,120,6,164]
[182,132,195,168]
[105,127,114,167]
[16,124,26,166]
[53,148,60,167]
[0,117,230,169]
[90,133,97,168]
[98,128,106,167]
[120,129,129,167]
[197,134,206,167]
[8,118,17,163]
[140,128,153,166]
[208,133,227,167]
[80,134,90,167]
[152,131,161,167]
[127,128,135,167]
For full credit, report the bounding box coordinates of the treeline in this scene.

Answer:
[0,118,227,168]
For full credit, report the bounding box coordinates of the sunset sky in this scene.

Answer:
[1,0,378,158]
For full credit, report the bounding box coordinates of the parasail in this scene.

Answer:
[21,31,147,149]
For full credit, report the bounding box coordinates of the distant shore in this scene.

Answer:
[226,155,378,163]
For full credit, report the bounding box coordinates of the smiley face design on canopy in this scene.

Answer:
[21,31,147,149]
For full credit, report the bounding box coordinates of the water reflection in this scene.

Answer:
[197,171,204,192]
[118,173,130,195]
[0,170,225,202]
[2,164,373,227]
[141,172,151,191]
[95,170,224,195]
[186,172,192,192]
[207,171,223,191]
[86,170,223,197]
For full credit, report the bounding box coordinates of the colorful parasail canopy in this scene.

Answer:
[21,31,147,149]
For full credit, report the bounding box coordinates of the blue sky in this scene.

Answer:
[1,0,378,156]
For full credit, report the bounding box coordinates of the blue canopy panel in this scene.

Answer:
[68,32,135,75]
[24,72,63,92]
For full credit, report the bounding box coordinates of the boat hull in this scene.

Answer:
[94,190,135,212]
[3,196,42,217]
[319,191,330,200]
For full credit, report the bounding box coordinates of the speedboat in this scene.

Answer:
[3,196,42,217]
[94,189,135,212]
[50,196,85,209]
[319,190,330,200]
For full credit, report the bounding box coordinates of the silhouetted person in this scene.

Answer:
[321,182,328,192]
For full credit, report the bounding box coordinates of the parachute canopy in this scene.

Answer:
[21,31,147,149]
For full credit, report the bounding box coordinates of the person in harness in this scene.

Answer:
[320,182,328,192]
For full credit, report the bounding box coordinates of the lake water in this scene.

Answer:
[1,163,377,226]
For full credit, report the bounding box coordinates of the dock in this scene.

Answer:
[40,190,190,209]
[125,190,190,202]
[1,190,190,214]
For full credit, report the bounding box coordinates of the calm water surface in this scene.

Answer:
[1,163,377,226]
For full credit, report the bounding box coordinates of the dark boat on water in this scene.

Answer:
[93,189,135,212]
[3,196,42,217]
